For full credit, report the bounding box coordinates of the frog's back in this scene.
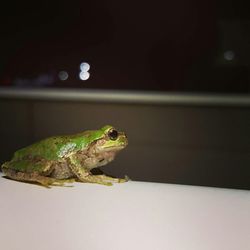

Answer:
[13,137,64,161]
[12,131,92,161]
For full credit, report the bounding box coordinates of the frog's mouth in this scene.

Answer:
[93,133,128,152]
[99,143,127,152]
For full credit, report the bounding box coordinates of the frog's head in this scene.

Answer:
[93,125,128,152]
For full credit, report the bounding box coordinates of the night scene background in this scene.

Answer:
[0,0,250,189]
[0,0,250,91]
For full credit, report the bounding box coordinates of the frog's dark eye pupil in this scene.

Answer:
[108,129,118,140]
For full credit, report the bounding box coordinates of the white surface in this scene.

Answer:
[0,174,250,250]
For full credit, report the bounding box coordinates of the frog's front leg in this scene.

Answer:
[68,155,126,186]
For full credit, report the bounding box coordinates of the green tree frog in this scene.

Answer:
[1,125,128,187]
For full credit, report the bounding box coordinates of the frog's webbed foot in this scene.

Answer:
[96,174,130,183]
[49,178,75,188]
[76,174,129,186]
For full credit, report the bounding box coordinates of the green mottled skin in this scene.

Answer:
[13,125,110,162]
[2,125,128,186]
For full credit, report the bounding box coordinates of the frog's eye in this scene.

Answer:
[108,129,118,140]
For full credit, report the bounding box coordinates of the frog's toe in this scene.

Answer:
[103,182,113,186]
[49,178,75,187]
[118,178,127,183]
[109,176,130,183]
[124,175,131,181]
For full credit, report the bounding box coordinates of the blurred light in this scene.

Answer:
[80,62,90,72]
[13,73,54,87]
[36,74,54,86]
[58,71,69,81]
[79,71,90,80]
[224,50,235,61]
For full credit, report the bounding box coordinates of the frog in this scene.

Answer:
[1,125,128,187]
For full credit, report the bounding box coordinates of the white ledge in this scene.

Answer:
[0,87,250,106]
[1,174,250,250]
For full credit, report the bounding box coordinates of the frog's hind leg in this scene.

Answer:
[3,168,74,188]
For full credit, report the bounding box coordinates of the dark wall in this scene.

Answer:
[1,98,249,190]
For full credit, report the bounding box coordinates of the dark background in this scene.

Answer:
[0,1,250,190]
[0,0,250,92]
